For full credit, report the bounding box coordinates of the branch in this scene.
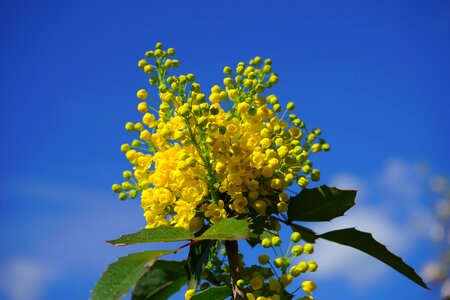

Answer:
[224,240,246,300]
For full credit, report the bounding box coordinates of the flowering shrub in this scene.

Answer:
[92,42,428,300]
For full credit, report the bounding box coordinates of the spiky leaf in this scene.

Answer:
[288,185,356,222]
[319,228,429,289]
[91,250,173,300]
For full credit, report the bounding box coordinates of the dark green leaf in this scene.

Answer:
[195,218,249,241]
[107,226,193,246]
[289,223,318,243]
[247,215,279,247]
[288,185,356,222]
[191,286,230,300]
[132,260,186,300]
[91,250,173,300]
[319,228,429,289]
[185,240,215,290]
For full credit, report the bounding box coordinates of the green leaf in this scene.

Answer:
[319,228,429,289]
[107,226,193,246]
[131,260,186,300]
[91,250,173,300]
[288,185,356,222]
[195,218,249,241]
[289,223,318,243]
[191,286,230,300]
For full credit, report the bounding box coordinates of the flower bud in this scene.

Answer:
[303,243,314,254]
[129,190,138,199]
[291,232,302,243]
[118,192,127,201]
[308,260,318,272]
[258,254,270,265]
[125,122,135,132]
[111,184,122,193]
[311,169,320,181]
[291,245,303,256]
[321,143,331,151]
[261,238,271,248]
[286,102,295,111]
[223,66,232,74]
[120,143,131,153]
[272,236,281,246]
[167,48,175,56]
[137,59,148,68]
[136,89,148,100]
[297,176,309,188]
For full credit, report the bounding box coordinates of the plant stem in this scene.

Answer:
[225,240,246,300]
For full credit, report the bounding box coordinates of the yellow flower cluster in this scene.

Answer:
[113,42,329,230]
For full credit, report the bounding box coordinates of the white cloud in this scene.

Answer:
[0,258,56,300]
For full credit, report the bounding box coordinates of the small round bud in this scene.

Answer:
[263,64,272,73]
[145,51,154,58]
[223,66,232,74]
[136,89,148,100]
[301,165,311,174]
[137,102,149,113]
[186,73,195,82]
[155,42,163,49]
[311,143,321,153]
[291,232,302,243]
[250,277,263,290]
[261,238,271,248]
[125,122,135,132]
[154,49,162,57]
[131,139,141,148]
[311,169,320,182]
[118,192,127,201]
[111,184,122,193]
[258,254,270,265]
[255,84,265,94]
[290,266,301,277]
[286,102,295,111]
[134,122,144,131]
[164,59,173,68]
[277,202,288,213]
[273,103,281,112]
[122,171,132,179]
[120,143,131,153]
[279,274,293,286]
[308,260,318,272]
[297,176,309,188]
[129,190,138,199]
[274,257,284,268]
[291,245,303,256]
[303,243,314,254]
[158,84,168,93]
[271,236,281,246]
[167,48,175,56]
[321,143,331,151]
[143,65,154,74]
[137,59,148,68]
[301,280,317,295]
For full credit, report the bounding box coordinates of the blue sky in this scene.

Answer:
[0,0,449,299]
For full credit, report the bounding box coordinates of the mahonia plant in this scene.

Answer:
[92,42,429,300]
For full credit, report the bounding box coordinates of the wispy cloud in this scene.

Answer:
[0,258,57,300]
